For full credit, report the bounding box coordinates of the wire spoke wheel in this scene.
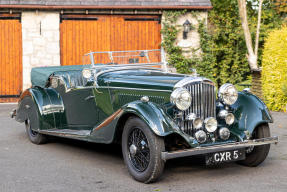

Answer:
[128,128,150,172]
[122,117,165,183]
[26,119,38,137]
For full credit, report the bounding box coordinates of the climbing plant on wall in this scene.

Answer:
[162,0,281,86]
[161,10,196,74]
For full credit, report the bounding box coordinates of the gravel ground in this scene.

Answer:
[0,104,286,192]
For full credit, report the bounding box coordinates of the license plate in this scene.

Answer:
[205,149,245,165]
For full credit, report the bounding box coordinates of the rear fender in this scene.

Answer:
[15,87,65,130]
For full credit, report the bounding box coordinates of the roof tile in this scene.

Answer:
[0,0,212,7]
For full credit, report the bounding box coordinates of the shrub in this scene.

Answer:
[262,27,287,111]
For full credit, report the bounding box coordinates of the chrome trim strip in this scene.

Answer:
[85,49,161,55]
[74,85,172,92]
[106,86,172,92]
[174,77,214,89]
[161,136,279,160]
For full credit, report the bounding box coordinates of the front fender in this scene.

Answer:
[122,101,181,137]
[230,91,273,139]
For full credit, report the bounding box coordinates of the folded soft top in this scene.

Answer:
[31,65,89,87]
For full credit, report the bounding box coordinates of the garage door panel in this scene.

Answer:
[0,15,22,103]
[61,15,161,66]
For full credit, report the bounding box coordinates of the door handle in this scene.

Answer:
[85,95,95,101]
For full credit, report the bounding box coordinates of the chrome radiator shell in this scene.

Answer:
[175,78,216,136]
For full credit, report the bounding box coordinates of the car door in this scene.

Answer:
[52,71,99,131]
[60,88,98,130]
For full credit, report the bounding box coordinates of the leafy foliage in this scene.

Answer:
[196,0,281,86]
[262,27,287,111]
[162,1,281,87]
[161,10,196,74]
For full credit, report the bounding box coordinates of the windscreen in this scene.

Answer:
[82,49,162,67]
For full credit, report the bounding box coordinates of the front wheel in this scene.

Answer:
[122,117,165,183]
[238,124,270,167]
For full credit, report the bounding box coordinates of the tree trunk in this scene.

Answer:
[237,0,263,98]
[251,71,263,99]
[237,0,263,71]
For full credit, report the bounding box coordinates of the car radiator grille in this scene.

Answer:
[178,82,216,135]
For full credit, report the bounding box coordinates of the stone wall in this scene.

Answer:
[22,11,60,90]
[175,11,208,58]
[161,11,208,72]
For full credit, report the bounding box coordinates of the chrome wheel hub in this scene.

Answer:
[127,128,150,172]
[129,144,137,156]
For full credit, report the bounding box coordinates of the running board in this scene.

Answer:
[39,129,90,139]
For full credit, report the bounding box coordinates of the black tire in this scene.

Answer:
[25,119,48,144]
[238,124,270,167]
[122,117,165,183]
[23,97,48,145]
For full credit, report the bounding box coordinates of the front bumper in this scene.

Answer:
[161,136,279,161]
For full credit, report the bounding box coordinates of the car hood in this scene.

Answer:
[97,69,189,91]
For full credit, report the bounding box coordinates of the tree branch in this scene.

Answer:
[255,0,263,56]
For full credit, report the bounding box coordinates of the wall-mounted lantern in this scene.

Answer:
[183,19,191,39]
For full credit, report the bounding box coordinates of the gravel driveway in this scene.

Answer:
[0,104,286,192]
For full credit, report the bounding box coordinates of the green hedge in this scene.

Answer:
[262,27,287,112]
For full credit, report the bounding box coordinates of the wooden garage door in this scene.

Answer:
[60,15,161,66]
[0,14,22,102]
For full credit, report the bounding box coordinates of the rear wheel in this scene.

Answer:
[238,124,270,167]
[23,97,48,145]
[25,119,48,144]
[122,117,165,183]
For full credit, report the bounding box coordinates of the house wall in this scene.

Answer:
[175,11,208,58]
[21,10,207,90]
[22,11,60,90]
[161,11,208,59]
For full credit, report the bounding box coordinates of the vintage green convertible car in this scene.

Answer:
[12,50,278,183]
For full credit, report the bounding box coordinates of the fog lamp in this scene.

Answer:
[193,118,203,129]
[195,130,207,143]
[218,109,228,119]
[204,117,218,132]
[225,113,235,125]
[219,127,230,140]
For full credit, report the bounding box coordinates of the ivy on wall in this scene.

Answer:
[161,10,195,74]
[162,0,281,87]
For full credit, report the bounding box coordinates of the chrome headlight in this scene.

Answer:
[218,83,238,105]
[170,88,191,111]
[82,68,92,79]
[204,117,218,132]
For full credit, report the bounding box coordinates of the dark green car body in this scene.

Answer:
[14,64,273,149]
